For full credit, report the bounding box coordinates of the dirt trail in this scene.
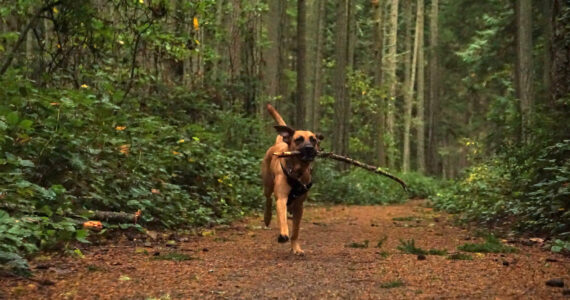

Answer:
[1,200,569,299]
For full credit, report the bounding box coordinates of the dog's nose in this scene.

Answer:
[299,145,317,161]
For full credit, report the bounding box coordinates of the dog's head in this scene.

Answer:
[274,125,324,162]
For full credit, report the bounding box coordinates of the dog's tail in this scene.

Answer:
[266,104,287,126]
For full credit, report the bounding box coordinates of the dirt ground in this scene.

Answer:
[1,200,569,299]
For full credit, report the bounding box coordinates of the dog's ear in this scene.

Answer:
[316,133,324,141]
[274,125,295,144]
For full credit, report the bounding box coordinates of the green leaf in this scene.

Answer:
[5,111,19,126]
[18,119,33,130]
[75,229,90,244]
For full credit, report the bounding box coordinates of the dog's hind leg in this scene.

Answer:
[263,184,273,226]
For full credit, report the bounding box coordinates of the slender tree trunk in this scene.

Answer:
[543,0,553,105]
[551,0,570,118]
[427,0,439,175]
[296,0,307,128]
[402,0,414,172]
[415,0,425,173]
[333,0,349,155]
[311,0,326,131]
[385,0,400,168]
[516,0,534,142]
[373,0,386,166]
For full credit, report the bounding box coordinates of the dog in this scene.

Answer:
[261,104,323,255]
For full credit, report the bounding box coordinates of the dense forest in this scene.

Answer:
[0,0,569,276]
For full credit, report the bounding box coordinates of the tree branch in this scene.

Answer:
[0,1,62,77]
[273,151,408,191]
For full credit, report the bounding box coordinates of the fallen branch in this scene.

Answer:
[0,203,141,224]
[273,151,408,191]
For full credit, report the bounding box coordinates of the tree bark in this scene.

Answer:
[415,0,425,173]
[515,0,534,142]
[310,0,326,131]
[427,0,439,175]
[385,0,400,169]
[551,0,570,140]
[543,0,553,105]
[402,0,414,172]
[372,0,387,166]
[296,0,307,128]
[333,0,349,155]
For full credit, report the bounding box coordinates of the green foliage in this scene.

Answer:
[380,280,404,289]
[447,253,473,260]
[0,76,263,269]
[346,240,369,248]
[550,239,570,254]
[396,239,447,256]
[376,235,388,248]
[152,252,194,262]
[432,140,570,248]
[399,172,443,199]
[457,235,517,253]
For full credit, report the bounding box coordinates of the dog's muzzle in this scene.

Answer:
[299,146,317,161]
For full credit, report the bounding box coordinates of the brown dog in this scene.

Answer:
[261,104,322,255]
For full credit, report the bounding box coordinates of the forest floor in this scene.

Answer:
[1,200,569,299]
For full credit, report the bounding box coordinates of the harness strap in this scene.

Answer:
[280,161,313,206]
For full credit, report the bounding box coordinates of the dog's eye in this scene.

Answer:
[309,136,317,144]
[294,136,304,144]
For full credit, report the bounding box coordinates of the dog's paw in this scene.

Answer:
[291,248,305,256]
[277,235,289,243]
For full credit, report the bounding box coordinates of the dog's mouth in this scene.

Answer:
[299,146,317,162]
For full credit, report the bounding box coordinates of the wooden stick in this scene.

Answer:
[273,151,408,191]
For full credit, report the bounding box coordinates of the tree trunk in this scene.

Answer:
[333,0,349,155]
[515,0,534,142]
[296,0,307,128]
[551,0,570,140]
[402,0,413,172]
[415,0,425,173]
[385,0,400,169]
[543,0,553,105]
[427,0,439,175]
[372,0,386,166]
[310,0,326,131]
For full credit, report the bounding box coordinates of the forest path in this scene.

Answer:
[2,200,569,299]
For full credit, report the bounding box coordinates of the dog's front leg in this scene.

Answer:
[274,176,291,243]
[290,196,305,255]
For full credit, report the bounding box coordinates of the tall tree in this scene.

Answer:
[262,0,282,111]
[551,0,570,108]
[296,0,307,128]
[384,0,399,168]
[542,0,553,104]
[372,0,386,166]
[427,0,439,174]
[402,0,414,172]
[333,0,350,155]
[415,0,425,173]
[515,0,534,142]
[309,0,326,131]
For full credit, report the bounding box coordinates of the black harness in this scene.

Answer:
[280,161,313,206]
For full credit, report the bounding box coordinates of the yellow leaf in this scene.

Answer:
[119,144,130,155]
[138,0,144,4]
[52,7,59,14]
[115,125,126,131]
[177,139,185,143]
[195,39,200,45]
[193,17,199,30]
[172,151,180,155]
[80,84,88,88]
